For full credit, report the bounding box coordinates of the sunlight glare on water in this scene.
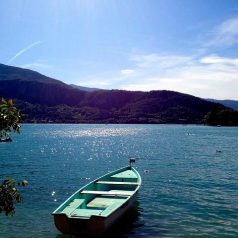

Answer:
[48,126,144,138]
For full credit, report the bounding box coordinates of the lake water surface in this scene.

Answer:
[0,124,238,238]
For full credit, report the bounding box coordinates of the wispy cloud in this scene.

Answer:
[206,16,238,47]
[120,69,135,76]
[20,62,52,70]
[86,52,238,100]
[130,54,193,69]
[8,41,43,64]
[200,54,238,66]
[119,53,238,99]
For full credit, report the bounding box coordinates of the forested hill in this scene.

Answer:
[0,63,235,124]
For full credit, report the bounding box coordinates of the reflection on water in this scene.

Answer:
[104,201,143,238]
[55,201,143,238]
[41,126,145,138]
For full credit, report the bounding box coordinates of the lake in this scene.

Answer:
[0,124,238,238]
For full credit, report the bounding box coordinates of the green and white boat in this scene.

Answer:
[52,161,141,236]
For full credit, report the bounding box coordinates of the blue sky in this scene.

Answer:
[1,0,238,99]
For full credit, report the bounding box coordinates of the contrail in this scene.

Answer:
[8,41,42,64]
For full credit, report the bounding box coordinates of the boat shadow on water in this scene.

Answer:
[55,201,144,238]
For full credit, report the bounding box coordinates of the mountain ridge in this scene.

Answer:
[0,63,236,125]
[0,63,64,85]
[206,99,238,111]
[70,84,101,92]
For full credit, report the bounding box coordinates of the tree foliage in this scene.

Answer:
[0,97,22,139]
[204,108,238,126]
[0,178,28,215]
[0,97,27,215]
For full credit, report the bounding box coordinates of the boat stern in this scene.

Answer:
[53,213,107,236]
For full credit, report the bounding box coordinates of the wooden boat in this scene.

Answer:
[52,162,141,236]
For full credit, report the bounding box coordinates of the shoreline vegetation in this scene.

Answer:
[15,99,238,126]
[203,108,238,126]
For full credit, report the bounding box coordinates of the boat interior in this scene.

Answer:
[56,168,140,218]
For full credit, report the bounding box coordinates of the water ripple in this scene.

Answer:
[0,124,238,237]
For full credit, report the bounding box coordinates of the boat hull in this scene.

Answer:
[53,192,137,236]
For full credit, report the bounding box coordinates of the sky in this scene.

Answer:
[1,0,238,99]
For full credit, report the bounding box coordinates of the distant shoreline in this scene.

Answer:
[19,122,237,127]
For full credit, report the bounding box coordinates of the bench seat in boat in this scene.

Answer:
[61,199,85,215]
[71,208,104,217]
[111,170,137,179]
[96,181,139,185]
[87,197,125,209]
[81,190,133,196]
[100,199,126,217]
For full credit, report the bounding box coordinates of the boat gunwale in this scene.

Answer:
[52,166,141,217]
